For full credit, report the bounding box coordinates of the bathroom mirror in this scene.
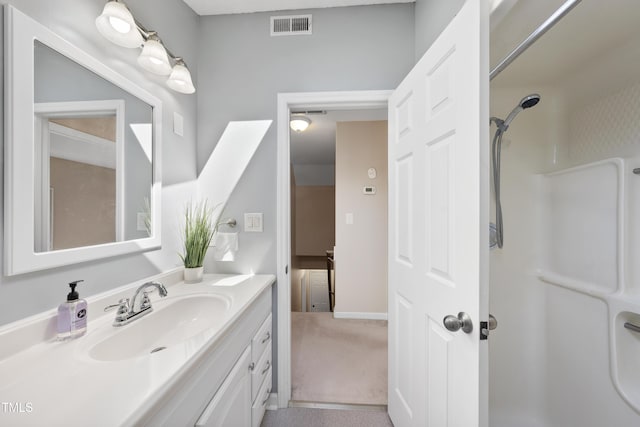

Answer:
[4,6,162,275]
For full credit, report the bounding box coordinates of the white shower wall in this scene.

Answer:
[490,81,640,426]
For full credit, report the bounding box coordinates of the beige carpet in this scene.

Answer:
[291,312,388,405]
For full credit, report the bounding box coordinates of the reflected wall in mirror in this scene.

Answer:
[34,102,123,252]
[4,6,162,275]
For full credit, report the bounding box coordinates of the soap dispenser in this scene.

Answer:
[57,280,87,340]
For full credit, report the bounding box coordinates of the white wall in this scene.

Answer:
[0,0,199,326]
[334,121,387,315]
[489,86,554,427]
[490,78,640,425]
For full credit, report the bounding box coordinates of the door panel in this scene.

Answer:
[388,1,489,426]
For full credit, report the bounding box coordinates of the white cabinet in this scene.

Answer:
[249,314,272,427]
[142,285,273,427]
[196,313,273,427]
[195,347,252,427]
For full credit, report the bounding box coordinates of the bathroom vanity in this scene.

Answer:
[0,270,275,426]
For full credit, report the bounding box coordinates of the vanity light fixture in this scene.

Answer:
[290,116,311,132]
[95,0,195,94]
[167,59,196,94]
[95,0,142,48]
[138,33,172,75]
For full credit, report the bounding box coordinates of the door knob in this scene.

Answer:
[443,312,473,333]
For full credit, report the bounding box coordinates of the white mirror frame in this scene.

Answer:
[4,5,162,276]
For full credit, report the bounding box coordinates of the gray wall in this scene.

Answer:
[0,0,199,326]
[198,3,415,277]
[414,0,465,61]
[197,3,415,394]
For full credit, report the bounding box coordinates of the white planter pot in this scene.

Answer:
[184,266,204,284]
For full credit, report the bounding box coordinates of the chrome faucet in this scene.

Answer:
[104,281,168,326]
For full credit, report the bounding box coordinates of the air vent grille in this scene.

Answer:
[271,15,312,36]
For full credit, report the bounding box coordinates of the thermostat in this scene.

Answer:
[363,186,377,195]
[368,168,377,179]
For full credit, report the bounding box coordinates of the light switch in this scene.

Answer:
[173,112,184,136]
[244,213,263,232]
[346,213,354,225]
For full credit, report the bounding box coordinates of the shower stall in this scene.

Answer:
[489,0,640,425]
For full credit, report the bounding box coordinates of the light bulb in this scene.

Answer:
[108,16,131,34]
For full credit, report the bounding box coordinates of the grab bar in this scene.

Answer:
[624,322,640,333]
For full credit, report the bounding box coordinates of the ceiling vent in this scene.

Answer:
[270,15,312,36]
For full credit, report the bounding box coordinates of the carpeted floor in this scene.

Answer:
[261,407,394,427]
[291,312,388,405]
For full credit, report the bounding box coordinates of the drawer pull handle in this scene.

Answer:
[262,389,271,406]
[249,362,255,371]
[261,360,271,375]
[261,331,271,344]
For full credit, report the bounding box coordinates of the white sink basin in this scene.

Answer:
[88,294,231,361]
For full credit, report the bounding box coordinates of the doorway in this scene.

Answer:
[289,108,388,405]
[276,91,392,408]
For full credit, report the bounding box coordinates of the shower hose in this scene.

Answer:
[491,118,506,249]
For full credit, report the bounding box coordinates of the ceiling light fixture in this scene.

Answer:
[95,0,195,94]
[290,116,311,132]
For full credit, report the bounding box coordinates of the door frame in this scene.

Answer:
[276,90,392,408]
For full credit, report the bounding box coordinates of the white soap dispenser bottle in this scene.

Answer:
[57,280,87,340]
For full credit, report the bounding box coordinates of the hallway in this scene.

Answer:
[291,312,388,405]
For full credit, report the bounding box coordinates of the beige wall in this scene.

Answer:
[335,121,388,314]
[50,117,116,142]
[50,157,116,250]
[295,186,335,256]
[290,165,335,311]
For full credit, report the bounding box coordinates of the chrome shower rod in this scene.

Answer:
[490,0,582,81]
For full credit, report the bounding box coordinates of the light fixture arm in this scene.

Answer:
[133,24,182,66]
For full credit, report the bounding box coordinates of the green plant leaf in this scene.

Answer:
[180,200,217,268]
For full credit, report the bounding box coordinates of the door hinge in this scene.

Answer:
[285,265,288,274]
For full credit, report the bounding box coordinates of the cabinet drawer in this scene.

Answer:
[251,370,271,427]
[251,313,272,364]
[251,342,271,402]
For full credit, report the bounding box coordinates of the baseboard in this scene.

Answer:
[289,400,388,412]
[266,392,279,411]
[333,311,388,320]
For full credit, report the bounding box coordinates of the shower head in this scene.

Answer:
[502,93,541,129]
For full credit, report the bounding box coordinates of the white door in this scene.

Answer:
[388,1,489,426]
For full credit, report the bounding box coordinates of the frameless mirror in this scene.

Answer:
[4,6,162,275]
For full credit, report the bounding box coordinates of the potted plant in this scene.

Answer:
[180,200,216,283]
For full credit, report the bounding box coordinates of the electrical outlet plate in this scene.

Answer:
[244,213,263,232]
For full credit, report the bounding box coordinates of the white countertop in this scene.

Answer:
[0,272,275,427]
